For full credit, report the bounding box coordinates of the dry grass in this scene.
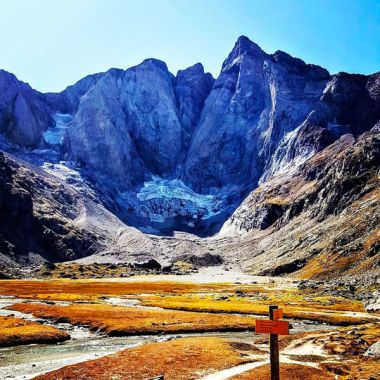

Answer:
[138,294,371,325]
[0,279,370,326]
[0,279,271,301]
[8,302,256,335]
[320,359,380,379]
[296,251,368,280]
[35,262,135,280]
[0,315,69,347]
[232,363,335,379]
[0,279,364,311]
[34,337,253,380]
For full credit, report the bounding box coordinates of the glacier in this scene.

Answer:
[43,113,73,145]
[137,176,220,212]
[118,176,224,230]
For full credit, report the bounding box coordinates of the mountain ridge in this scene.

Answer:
[0,36,379,279]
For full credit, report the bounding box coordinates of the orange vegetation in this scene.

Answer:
[0,279,271,301]
[0,279,370,326]
[0,279,364,309]
[296,250,368,280]
[232,363,334,380]
[35,337,252,380]
[138,294,372,325]
[8,303,256,335]
[0,315,69,347]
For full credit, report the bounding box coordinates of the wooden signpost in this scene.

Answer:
[255,306,289,380]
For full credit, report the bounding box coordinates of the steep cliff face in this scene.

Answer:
[184,38,380,195]
[64,69,146,187]
[183,36,331,192]
[62,60,214,188]
[45,73,105,115]
[175,63,214,149]
[118,59,183,177]
[225,131,380,232]
[262,71,380,181]
[0,152,99,273]
[0,70,52,147]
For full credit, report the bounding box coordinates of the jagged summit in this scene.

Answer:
[140,58,169,72]
[271,50,330,78]
[222,35,265,70]
[177,62,207,76]
[232,35,264,56]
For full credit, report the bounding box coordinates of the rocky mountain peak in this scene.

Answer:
[140,58,170,72]
[177,62,205,76]
[271,50,330,79]
[222,35,266,71]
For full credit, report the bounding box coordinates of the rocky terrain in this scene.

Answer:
[0,36,379,281]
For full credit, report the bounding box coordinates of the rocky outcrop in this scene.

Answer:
[175,63,214,149]
[0,70,52,147]
[63,69,146,187]
[183,37,380,195]
[45,73,105,114]
[227,131,380,232]
[0,152,99,268]
[118,59,183,176]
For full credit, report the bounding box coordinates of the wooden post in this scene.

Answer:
[269,305,280,380]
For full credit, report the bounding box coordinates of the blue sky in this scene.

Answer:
[0,0,379,92]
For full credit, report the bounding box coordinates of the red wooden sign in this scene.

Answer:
[256,319,289,335]
[273,308,283,321]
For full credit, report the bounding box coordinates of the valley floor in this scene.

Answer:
[0,273,379,379]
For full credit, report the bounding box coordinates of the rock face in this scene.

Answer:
[45,73,104,115]
[175,63,214,149]
[226,130,380,233]
[183,37,331,191]
[0,152,99,273]
[184,37,380,193]
[61,60,214,190]
[64,69,146,187]
[0,70,52,147]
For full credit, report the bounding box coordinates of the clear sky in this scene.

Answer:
[0,0,379,92]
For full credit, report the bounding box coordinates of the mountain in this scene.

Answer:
[184,37,379,192]
[0,36,379,279]
[222,131,380,280]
